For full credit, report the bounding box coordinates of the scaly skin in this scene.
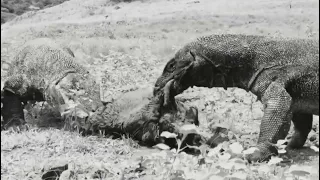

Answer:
[154,34,319,162]
[1,38,101,130]
[87,86,200,147]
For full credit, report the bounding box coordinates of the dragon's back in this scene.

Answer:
[180,34,319,69]
[6,38,88,90]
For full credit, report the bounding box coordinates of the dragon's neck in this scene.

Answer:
[213,64,257,91]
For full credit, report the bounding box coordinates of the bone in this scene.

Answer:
[163,79,174,107]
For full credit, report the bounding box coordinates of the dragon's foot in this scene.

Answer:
[245,143,278,163]
[288,131,308,149]
[288,113,313,149]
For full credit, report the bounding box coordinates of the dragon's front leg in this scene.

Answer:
[246,82,293,162]
[1,75,30,131]
[1,90,27,131]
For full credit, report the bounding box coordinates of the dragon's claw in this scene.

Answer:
[245,143,278,163]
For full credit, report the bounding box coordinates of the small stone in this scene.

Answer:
[60,170,74,180]
[309,134,317,142]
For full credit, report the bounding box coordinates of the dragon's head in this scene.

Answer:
[154,47,232,98]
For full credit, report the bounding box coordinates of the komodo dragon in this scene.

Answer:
[85,86,200,147]
[1,38,201,148]
[153,34,319,162]
[1,38,102,130]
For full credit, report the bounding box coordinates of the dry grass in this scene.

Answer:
[1,0,319,179]
[1,129,140,179]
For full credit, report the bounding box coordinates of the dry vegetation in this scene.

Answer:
[1,0,319,179]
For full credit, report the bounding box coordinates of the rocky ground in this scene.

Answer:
[1,0,319,179]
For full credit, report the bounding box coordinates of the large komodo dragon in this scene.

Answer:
[153,34,319,162]
[1,38,200,148]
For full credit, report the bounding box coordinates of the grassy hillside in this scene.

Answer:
[1,0,70,24]
[1,0,319,179]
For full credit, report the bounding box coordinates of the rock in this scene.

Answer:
[41,164,68,180]
[206,133,229,148]
[309,134,317,142]
[28,5,40,10]
[1,7,9,13]
[59,170,75,180]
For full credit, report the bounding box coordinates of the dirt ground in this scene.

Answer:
[1,0,319,179]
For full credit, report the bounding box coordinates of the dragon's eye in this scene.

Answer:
[166,62,176,72]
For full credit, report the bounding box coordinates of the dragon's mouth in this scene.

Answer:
[155,57,214,101]
[160,71,197,107]
[161,79,187,110]
[161,58,220,98]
